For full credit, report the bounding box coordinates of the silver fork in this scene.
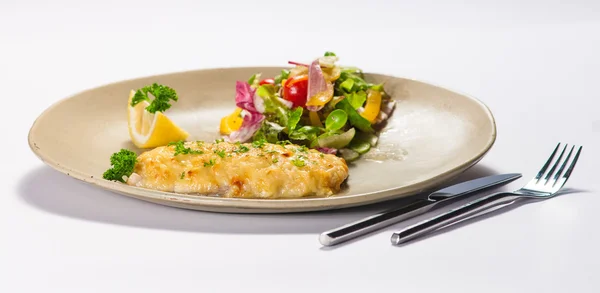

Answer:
[391,142,583,245]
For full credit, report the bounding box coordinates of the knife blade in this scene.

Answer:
[319,173,522,246]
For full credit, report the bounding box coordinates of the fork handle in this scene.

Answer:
[391,192,520,245]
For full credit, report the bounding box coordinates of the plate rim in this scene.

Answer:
[27,66,497,213]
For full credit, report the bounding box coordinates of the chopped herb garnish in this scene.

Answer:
[180,172,185,179]
[102,149,137,182]
[266,150,278,154]
[292,158,306,167]
[204,159,215,167]
[196,141,204,147]
[257,153,265,157]
[297,146,308,153]
[214,149,226,158]
[130,83,178,113]
[272,158,279,163]
[252,139,267,148]
[215,138,224,144]
[168,140,204,156]
[276,140,292,146]
[320,153,325,158]
[234,144,250,153]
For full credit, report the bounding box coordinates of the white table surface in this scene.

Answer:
[2,0,599,292]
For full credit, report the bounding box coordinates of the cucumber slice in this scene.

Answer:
[339,148,360,162]
[349,141,371,154]
[354,132,378,146]
[317,128,356,149]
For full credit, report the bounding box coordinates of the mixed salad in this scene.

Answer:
[220,52,396,161]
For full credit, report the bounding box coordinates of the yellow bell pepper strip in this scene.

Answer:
[305,59,334,108]
[309,111,324,127]
[219,107,243,135]
[322,66,341,82]
[360,89,382,123]
[305,82,334,108]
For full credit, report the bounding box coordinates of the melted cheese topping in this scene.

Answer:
[127,141,349,199]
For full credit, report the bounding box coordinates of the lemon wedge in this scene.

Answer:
[127,90,189,148]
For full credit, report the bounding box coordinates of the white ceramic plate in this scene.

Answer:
[28,67,496,213]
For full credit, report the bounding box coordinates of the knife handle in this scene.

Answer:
[390,192,520,245]
[319,199,436,246]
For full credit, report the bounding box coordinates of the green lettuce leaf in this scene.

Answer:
[287,107,303,131]
[335,99,374,133]
[253,121,284,143]
[289,126,322,142]
[347,91,367,109]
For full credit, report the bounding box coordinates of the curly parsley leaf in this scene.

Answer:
[204,159,215,167]
[130,83,179,114]
[102,149,137,182]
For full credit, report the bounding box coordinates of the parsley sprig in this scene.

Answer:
[103,149,137,182]
[130,83,178,113]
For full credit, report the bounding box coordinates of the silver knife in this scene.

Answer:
[319,173,522,246]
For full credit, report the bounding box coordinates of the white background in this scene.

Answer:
[2,0,599,292]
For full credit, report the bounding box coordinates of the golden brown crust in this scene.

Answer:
[127,141,349,198]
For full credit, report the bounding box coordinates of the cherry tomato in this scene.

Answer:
[259,78,275,85]
[283,75,308,107]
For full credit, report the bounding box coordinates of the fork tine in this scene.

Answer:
[544,144,568,182]
[535,143,560,181]
[563,146,582,179]
[552,145,582,188]
[553,146,574,181]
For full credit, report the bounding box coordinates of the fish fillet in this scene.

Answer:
[126,141,349,198]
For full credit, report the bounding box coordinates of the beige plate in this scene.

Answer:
[28,67,496,213]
